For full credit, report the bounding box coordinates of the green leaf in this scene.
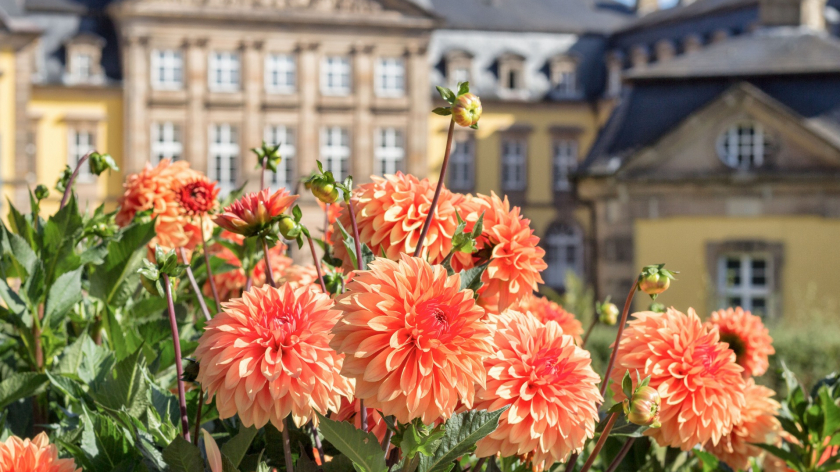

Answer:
[436,86,456,104]
[693,450,719,472]
[221,425,258,468]
[322,454,355,472]
[80,409,137,472]
[400,423,445,460]
[46,371,87,401]
[44,267,82,326]
[91,347,149,417]
[752,443,801,468]
[418,407,508,472]
[296,443,320,472]
[622,370,633,399]
[457,82,470,96]
[163,436,205,472]
[42,195,84,285]
[361,244,375,271]
[4,226,37,276]
[459,261,490,295]
[432,107,452,116]
[0,372,48,410]
[315,412,388,472]
[90,219,156,307]
[819,385,840,437]
[0,276,28,321]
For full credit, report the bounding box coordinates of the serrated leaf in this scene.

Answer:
[91,347,149,417]
[0,276,28,321]
[80,409,136,472]
[90,219,157,306]
[0,372,48,410]
[163,436,205,472]
[418,407,508,472]
[315,412,388,472]
[44,267,82,326]
[459,261,490,295]
[4,226,37,275]
[819,385,840,437]
[221,425,258,468]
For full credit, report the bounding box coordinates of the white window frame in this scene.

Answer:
[151,122,183,164]
[449,137,474,191]
[265,53,296,94]
[263,125,296,190]
[208,51,241,93]
[501,138,527,191]
[716,121,770,170]
[717,253,773,316]
[544,224,584,288]
[74,53,92,81]
[375,57,405,97]
[320,126,350,181]
[151,49,183,90]
[68,129,94,182]
[553,139,578,191]
[209,124,239,195]
[320,56,351,96]
[374,128,405,175]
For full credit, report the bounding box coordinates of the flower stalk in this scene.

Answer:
[192,389,205,446]
[59,151,93,209]
[178,247,211,322]
[306,235,328,294]
[414,118,455,257]
[201,224,222,314]
[605,438,636,472]
[578,412,618,472]
[163,273,191,442]
[262,238,277,288]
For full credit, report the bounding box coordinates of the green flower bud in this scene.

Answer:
[638,264,677,300]
[623,385,661,428]
[452,93,482,128]
[599,302,619,326]
[277,215,300,240]
[311,180,340,204]
[34,184,49,201]
[89,152,119,176]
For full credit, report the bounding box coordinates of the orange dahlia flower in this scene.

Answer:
[205,232,292,301]
[610,308,746,450]
[329,173,464,271]
[0,432,80,472]
[213,188,299,237]
[705,379,780,470]
[474,310,601,468]
[116,159,210,251]
[277,264,321,289]
[454,193,547,312]
[514,294,584,345]
[176,178,219,215]
[706,307,775,378]
[195,283,352,429]
[331,397,389,444]
[330,255,494,424]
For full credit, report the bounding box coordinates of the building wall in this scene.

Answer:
[0,48,17,208]
[635,216,840,321]
[29,85,125,214]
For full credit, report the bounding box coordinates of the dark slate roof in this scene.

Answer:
[427,0,634,34]
[25,0,85,13]
[627,30,840,78]
[617,0,756,33]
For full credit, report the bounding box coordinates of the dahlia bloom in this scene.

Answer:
[205,232,292,301]
[331,255,494,424]
[474,310,601,468]
[705,307,775,378]
[514,294,584,345]
[454,193,547,312]
[116,159,210,251]
[176,178,219,215]
[213,188,299,237]
[330,173,464,271]
[610,308,746,450]
[705,379,780,471]
[277,264,321,289]
[0,432,80,472]
[195,283,352,429]
[331,397,389,444]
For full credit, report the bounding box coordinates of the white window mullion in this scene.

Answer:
[209,124,239,195]
[264,125,296,189]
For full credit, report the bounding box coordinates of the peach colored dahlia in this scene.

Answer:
[610,308,746,450]
[706,307,775,378]
[329,172,464,271]
[454,193,547,312]
[514,294,584,345]
[0,432,80,472]
[474,310,601,468]
[705,379,780,471]
[116,159,209,251]
[213,188,298,237]
[330,255,494,424]
[195,283,352,430]
[176,178,219,216]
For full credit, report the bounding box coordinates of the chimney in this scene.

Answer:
[759,0,827,29]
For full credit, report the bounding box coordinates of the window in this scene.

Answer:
[74,53,92,80]
[68,129,94,181]
[553,139,578,191]
[501,138,527,191]
[264,125,296,190]
[445,50,472,88]
[450,67,469,87]
[151,49,183,90]
[544,223,583,288]
[375,128,405,175]
[265,54,296,93]
[151,122,182,164]
[321,56,351,96]
[375,58,405,97]
[718,254,772,316]
[209,124,239,195]
[717,121,772,169]
[320,126,350,181]
[498,53,526,92]
[550,57,578,95]
[448,137,474,191]
[208,52,241,92]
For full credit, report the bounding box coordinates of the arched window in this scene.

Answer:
[543,223,583,289]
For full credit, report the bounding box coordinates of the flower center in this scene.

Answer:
[719,331,746,364]
[414,299,458,341]
[534,347,567,381]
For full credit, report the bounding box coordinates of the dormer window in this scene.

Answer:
[64,33,106,85]
[549,55,578,96]
[498,53,526,92]
[716,121,774,170]
[444,50,472,88]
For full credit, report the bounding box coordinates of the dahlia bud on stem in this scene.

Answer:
[416,82,481,257]
[637,264,677,301]
[620,371,661,428]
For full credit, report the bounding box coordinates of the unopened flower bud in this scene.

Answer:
[452,93,482,128]
[34,184,49,201]
[140,275,159,296]
[599,302,619,326]
[638,264,677,300]
[277,215,299,240]
[623,385,661,428]
[311,180,340,204]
